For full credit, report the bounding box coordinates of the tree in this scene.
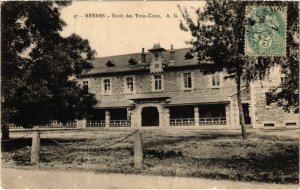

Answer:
[179,1,299,139]
[1,2,97,140]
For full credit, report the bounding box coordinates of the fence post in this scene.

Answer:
[81,119,87,128]
[105,110,110,128]
[165,108,170,127]
[31,131,41,164]
[194,106,199,127]
[76,119,80,128]
[134,130,143,169]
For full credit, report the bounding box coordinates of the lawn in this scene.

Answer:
[1,128,299,184]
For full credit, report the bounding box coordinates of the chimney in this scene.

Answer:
[169,44,175,65]
[141,48,146,64]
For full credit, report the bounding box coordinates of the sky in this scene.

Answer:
[60,1,205,57]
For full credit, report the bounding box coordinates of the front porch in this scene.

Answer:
[86,108,131,128]
[86,103,230,128]
[168,104,229,127]
[170,117,226,126]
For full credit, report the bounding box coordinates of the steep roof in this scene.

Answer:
[84,47,199,76]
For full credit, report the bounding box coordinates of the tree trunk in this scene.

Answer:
[1,123,10,151]
[1,123,9,140]
[236,74,247,140]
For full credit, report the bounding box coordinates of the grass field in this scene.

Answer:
[1,128,299,184]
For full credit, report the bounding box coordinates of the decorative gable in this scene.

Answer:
[150,59,164,74]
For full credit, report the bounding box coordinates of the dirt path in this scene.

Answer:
[1,168,298,189]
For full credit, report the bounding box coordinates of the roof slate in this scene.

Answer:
[84,47,198,75]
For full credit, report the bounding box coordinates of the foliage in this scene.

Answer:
[1,1,97,128]
[178,1,299,112]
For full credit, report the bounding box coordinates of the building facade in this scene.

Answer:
[77,44,298,129]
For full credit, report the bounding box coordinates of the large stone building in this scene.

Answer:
[77,44,298,129]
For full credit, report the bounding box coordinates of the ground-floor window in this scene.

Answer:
[87,108,130,121]
[198,104,226,125]
[87,108,130,127]
[169,106,194,126]
[198,104,225,117]
[90,109,105,120]
[109,108,130,127]
[109,109,127,120]
[87,109,106,127]
[170,106,194,118]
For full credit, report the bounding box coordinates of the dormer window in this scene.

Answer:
[184,51,194,60]
[128,57,137,65]
[106,60,115,67]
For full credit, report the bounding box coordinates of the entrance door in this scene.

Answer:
[242,103,251,125]
[141,107,159,126]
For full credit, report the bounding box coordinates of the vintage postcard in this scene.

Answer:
[1,1,299,189]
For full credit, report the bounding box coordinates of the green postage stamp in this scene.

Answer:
[245,6,286,56]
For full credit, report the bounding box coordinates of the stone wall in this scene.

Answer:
[77,64,298,129]
[249,65,298,128]
[249,64,297,128]
[250,84,298,128]
[78,68,238,104]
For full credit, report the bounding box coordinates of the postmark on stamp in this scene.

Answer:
[245,6,286,56]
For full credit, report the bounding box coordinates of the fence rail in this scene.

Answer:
[40,121,77,128]
[170,118,195,126]
[9,121,77,129]
[86,120,105,127]
[9,117,227,129]
[8,124,24,129]
[110,120,131,127]
[199,117,226,125]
